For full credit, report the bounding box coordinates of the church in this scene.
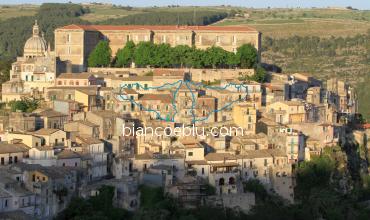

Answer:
[1,21,56,102]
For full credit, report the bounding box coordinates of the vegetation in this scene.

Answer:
[113,41,258,69]
[0,58,11,84]
[88,40,112,67]
[246,147,370,220]
[262,32,370,120]
[98,10,228,26]
[216,8,370,38]
[0,3,90,60]
[8,98,39,113]
[56,185,131,220]
[236,44,258,69]
[114,40,135,67]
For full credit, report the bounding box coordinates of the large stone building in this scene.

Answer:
[54,24,261,72]
[1,20,56,102]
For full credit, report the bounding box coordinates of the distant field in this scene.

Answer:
[215,8,370,37]
[219,19,370,38]
[80,5,142,22]
[0,5,37,21]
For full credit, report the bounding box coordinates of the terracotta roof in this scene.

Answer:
[205,153,236,161]
[0,142,29,154]
[185,160,208,165]
[57,73,95,79]
[76,135,102,145]
[33,109,67,117]
[57,150,81,159]
[121,88,138,94]
[139,94,172,103]
[33,128,61,135]
[237,149,286,159]
[57,24,257,32]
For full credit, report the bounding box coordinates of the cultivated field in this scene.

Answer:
[0,4,37,21]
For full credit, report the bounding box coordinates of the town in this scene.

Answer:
[0,18,368,219]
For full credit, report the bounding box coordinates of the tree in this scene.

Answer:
[152,43,172,67]
[236,44,258,68]
[203,46,228,68]
[56,185,130,220]
[250,65,268,83]
[115,41,135,67]
[8,98,39,112]
[134,42,155,67]
[88,40,111,67]
[226,51,239,68]
[172,45,193,67]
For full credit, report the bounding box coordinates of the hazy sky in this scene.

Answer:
[4,0,370,10]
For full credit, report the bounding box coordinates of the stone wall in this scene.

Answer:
[88,67,255,82]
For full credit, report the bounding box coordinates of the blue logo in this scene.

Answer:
[118,80,250,123]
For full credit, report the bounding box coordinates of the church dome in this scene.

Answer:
[24,20,47,58]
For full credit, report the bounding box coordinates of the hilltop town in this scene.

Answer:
[0,18,369,219]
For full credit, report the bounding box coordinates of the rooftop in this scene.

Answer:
[0,142,29,154]
[57,24,257,32]
[57,72,95,79]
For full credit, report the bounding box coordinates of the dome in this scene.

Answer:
[24,20,47,58]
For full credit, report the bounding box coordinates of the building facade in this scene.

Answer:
[55,24,261,72]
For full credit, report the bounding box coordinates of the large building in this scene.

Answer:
[1,20,56,102]
[54,24,261,72]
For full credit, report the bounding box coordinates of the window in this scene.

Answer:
[202,168,204,174]
[264,159,268,166]
[14,156,18,163]
[216,36,220,43]
[58,81,62,85]
[232,35,236,43]
[188,152,193,156]
[62,163,65,167]
[1,157,4,165]
[9,156,12,164]
[67,33,71,43]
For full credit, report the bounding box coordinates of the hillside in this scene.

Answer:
[0,4,369,119]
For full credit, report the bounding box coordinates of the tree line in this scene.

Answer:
[98,10,228,26]
[88,40,258,69]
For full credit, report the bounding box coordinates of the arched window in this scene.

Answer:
[219,178,225,186]
[229,177,235,185]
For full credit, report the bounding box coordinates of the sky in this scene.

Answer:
[3,0,370,10]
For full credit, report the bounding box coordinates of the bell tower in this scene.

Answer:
[32,20,40,37]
